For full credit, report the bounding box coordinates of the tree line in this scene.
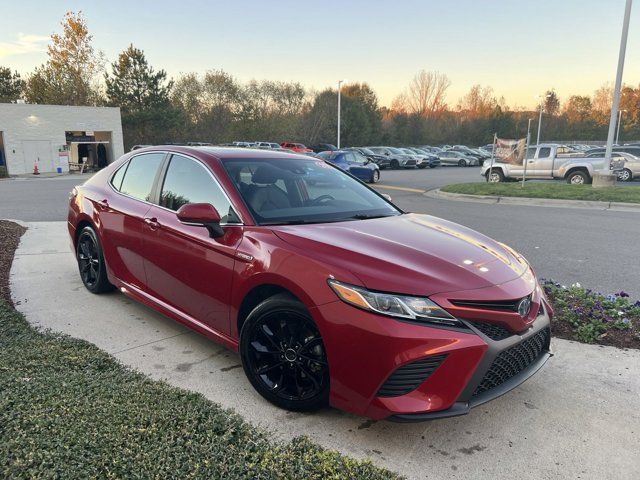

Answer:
[1,12,639,150]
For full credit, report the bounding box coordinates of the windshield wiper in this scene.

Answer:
[348,214,395,220]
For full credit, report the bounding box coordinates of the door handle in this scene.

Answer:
[97,199,109,210]
[144,217,160,230]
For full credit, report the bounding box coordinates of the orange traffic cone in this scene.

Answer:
[33,162,40,175]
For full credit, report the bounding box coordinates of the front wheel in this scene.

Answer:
[618,168,632,182]
[369,170,380,184]
[76,226,114,293]
[417,164,427,169]
[486,169,505,183]
[240,294,329,411]
[390,159,400,170]
[458,159,467,167]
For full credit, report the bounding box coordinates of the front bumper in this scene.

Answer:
[313,286,552,421]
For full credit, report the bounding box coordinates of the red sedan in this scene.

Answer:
[280,142,313,153]
[68,146,551,420]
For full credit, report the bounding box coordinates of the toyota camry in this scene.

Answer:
[68,146,551,420]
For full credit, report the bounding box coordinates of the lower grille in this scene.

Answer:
[377,354,447,397]
[473,327,550,396]
[470,321,512,341]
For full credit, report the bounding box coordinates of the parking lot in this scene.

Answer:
[2,166,639,298]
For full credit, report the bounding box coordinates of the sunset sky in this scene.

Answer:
[1,0,638,109]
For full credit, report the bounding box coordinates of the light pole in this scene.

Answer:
[536,93,552,146]
[337,79,346,149]
[602,0,632,177]
[616,109,626,145]
[522,118,533,187]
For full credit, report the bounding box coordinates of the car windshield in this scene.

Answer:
[359,148,375,155]
[387,147,403,154]
[221,158,401,225]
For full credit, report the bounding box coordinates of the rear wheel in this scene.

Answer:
[240,295,329,411]
[618,168,632,182]
[486,169,505,183]
[566,170,590,185]
[370,170,380,184]
[76,226,114,294]
[390,159,400,170]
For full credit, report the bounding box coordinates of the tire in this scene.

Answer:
[240,294,329,412]
[618,168,632,182]
[566,170,590,185]
[429,164,437,169]
[458,159,467,167]
[390,159,400,170]
[76,226,114,294]
[369,170,380,184]
[486,169,505,183]
[417,164,427,169]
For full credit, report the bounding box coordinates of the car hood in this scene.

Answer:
[270,213,529,296]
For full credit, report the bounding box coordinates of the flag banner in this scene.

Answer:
[495,138,526,165]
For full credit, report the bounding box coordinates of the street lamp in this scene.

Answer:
[616,109,627,145]
[536,93,552,146]
[337,79,347,149]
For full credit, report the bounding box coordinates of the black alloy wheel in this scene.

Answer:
[240,295,329,411]
[76,226,113,293]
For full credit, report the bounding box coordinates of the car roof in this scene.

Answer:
[131,145,314,161]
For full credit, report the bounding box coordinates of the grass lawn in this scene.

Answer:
[0,302,399,479]
[440,182,640,204]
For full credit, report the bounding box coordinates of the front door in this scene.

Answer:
[22,140,52,173]
[142,153,243,335]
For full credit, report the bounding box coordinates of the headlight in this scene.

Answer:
[328,279,459,326]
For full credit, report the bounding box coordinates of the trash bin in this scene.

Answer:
[56,167,62,174]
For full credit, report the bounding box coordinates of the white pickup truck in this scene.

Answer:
[480,144,624,184]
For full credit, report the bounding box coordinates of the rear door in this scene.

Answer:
[100,152,166,288]
[142,153,243,335]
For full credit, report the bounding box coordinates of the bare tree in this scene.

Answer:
[393,70,451,117]
[457,84,499,118]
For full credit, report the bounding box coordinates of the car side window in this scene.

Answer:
[119,153,165,202]
[538,147,551,158]
[110,162,128,191]
[159,154,238,224]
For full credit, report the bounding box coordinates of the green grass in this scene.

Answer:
[0,302,400,479]
[440,182,640,203]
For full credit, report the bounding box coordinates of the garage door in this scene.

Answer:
[22,140,53,173]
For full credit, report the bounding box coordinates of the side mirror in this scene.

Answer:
[176,203,224,238]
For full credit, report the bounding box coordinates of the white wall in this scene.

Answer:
[0,104,124,175]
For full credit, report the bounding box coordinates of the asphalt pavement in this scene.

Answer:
[1,167,639,297]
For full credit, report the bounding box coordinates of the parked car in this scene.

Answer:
[256,142,281,149]
[585,151,640,182]
[585,145,640,158]
[368,147,417,169]
[317,150,380,183]
[344,147,391,169]
[481,144,625,183]
[281,142,313,153]
[404,147,441,168]
[68,146,551,420]
[397,148,427,169]
[437,151,479,167]
[310,143,338,153]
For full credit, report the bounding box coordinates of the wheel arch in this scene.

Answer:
[564,166,590,180]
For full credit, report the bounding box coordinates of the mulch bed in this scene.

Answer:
[0,220,26,306]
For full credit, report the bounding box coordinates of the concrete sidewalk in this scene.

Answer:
[10,221,640,480]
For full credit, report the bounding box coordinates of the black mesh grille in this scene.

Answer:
[450,297,528,312]
[473,327,550,396]
[377,354,447,397]
[470,321,513,341]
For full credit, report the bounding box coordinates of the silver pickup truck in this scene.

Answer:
[480,144,624,184]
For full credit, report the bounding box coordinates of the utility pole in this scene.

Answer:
[616,109,626,145]
[601,0,632,180]
[337,79,345,149]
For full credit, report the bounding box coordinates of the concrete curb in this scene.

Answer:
[427,188,640,212]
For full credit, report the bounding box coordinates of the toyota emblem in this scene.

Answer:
[517,297,532,318]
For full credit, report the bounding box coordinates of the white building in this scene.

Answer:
[0,103,124,175]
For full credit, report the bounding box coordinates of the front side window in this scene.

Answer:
[119,153,165,202]
[159,154,238,224]
[538,147,552,158]
[222,157,399,225]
